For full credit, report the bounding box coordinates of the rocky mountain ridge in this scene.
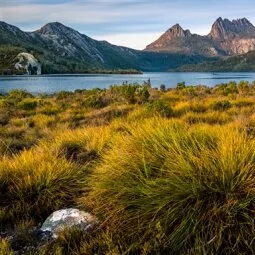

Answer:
[145,17,255,56]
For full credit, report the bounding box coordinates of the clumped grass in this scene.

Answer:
[182,111,232,125]
[2,81,255,254]
[146,100,173,118]
[0,148,87,227]
[83,119,255,254]
[211,100,232,111]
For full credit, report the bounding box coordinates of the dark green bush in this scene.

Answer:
[17,99,38,110]
[8,90,33,102]
[212,100,232,111]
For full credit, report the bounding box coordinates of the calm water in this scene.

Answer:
[0,72,255,94]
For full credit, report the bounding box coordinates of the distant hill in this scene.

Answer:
[170,50,255,72]
[145,18,255,57]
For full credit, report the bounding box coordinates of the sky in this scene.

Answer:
[0,0,255,50]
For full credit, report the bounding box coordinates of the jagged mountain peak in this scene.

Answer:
[145,23,192,51]
[209,17,255,40]
[165,23,191,38]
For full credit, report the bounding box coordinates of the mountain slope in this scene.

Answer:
[0,21,212,74]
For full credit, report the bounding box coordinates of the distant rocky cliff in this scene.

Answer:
[145,18,255,57]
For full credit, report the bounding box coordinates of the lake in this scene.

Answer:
[0,72,255,94]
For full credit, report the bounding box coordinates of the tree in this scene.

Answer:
[160,84,166,92]
[176,81,186,90]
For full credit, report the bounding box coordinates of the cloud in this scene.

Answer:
[1,0,255,49]
[94,32,163,50]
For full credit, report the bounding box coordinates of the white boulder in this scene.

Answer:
[14,52,41,75]
[40,208,97,238]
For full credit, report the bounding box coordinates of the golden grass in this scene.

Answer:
[1,83,255,254]
[83,119,255,254]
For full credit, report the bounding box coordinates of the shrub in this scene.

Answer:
[82,95,106,109]
[214,82,238,96]
[83,119,255,254]
[160,84,166,92]
[190,102,208,113]
[8,90,33,102]
[56,91,73,100]
[136,86,150,104]
[146,100,173,118]
[212,100,232,111]
[17,99,38,110]
[176,81,186,90]
[238,81,249,94]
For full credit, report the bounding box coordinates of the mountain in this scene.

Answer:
[208,18,255,55]
[145,17,255,57]
[209,18,255,40]
[31,22,141,69]
[145,24,220,56]
[0,21,210,74]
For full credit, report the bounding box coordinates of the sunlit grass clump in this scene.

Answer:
[0,148,87,227]
[84,119,255,254]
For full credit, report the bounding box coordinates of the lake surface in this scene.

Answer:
[0,72,255,94]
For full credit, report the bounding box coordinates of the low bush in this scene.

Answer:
[17,99,38,110]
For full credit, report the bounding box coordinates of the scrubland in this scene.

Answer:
[1,81,255,254]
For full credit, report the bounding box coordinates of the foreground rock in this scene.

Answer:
[14,52,42,75]
[39,208,98,239]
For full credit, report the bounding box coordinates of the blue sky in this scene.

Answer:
[1,0,254,49]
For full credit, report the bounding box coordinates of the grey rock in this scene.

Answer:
[40,208,97,239]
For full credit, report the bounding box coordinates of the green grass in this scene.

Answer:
[83,120,255,254]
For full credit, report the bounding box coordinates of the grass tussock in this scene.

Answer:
[0,148,87,226]
[2,81,255,254]
[83,119,255,254]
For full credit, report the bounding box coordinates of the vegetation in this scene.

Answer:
[170,50,255,72]
[0,44,142,75]
[2,81,255,254]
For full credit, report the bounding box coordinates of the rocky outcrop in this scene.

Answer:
[39,209,98,239]
[14,52,41,75]
[209,18,255,41]
[145,17,255,57]
[208,18,255,55]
